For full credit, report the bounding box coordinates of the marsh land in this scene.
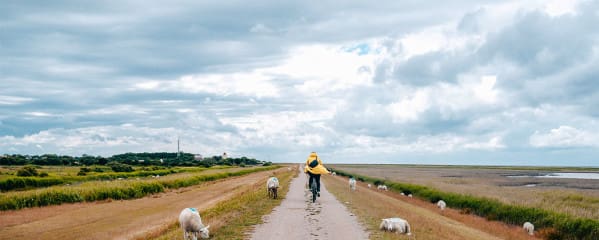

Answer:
[329,164,599,220]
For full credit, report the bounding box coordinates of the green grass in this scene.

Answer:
[332,168,599,240]
[149,169,296,240]
[0,166,232,192]
[0,166,279,211]
[0,176,66,191]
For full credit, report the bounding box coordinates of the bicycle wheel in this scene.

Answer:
[311,178,317,203]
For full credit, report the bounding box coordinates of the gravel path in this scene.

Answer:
[250,169,368,240]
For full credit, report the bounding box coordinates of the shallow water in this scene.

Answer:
[508,172,599,180]
[538,172,599,179]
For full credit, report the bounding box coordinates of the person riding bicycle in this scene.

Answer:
[304,152,329,197]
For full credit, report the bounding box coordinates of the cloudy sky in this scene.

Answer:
[1,0,598,166]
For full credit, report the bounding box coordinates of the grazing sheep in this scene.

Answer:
[523,222,534,235]
[332,172,337,176]
[400,192,405,196]
[179,208,210,240]
[377,185,388,191]
[367,184,372,188]
[379,217,412,235]
[408,194,413,198]
[437,200,446,210]
[267,177,279,199]
[349,178,356,191]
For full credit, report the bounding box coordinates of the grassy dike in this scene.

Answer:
[147,168,297,240]
[0,166,279,211]
[0,166,231,192]
[332,169,599,240]
[323,174,396,240]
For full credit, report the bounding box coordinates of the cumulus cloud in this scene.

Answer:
[530,126,599,148]
[1,0,598,165]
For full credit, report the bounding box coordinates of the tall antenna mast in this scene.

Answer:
[177,136,180,159]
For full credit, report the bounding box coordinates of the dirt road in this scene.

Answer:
[250,170,368,240]
[0,169,281,240]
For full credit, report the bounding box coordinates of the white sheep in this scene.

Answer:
[523,222,534,235]
[400,192,405,196]
[408,194,413,198]
[367,184,372,188]
[332,172,336,176]
[437,200,446,210]
[179,208,210,240]
[379,217,412,235]
[349,178,356,191]
[267,177,279,199]
[377,185,388,191]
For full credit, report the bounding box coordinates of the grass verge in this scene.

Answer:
[146,169,296,240]
[0,166,232,192]
[0,166,279,211]
[332,168,599,240]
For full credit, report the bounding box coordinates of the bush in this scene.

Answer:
[17,166,38,177]
[0,177,64,191]
[108,162,134,172]
[38,172,49,177]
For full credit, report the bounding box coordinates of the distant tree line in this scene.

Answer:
[0,153,269,168]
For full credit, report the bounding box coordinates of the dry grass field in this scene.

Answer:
[148,166,296,240]
[0,166,287,240]
[330,164,599,220]
[324,174,539,240]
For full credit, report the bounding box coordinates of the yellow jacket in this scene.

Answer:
[304,152,330,175]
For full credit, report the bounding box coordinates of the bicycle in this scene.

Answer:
[310,175,318,203]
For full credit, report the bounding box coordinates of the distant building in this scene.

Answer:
[194,154,203,161]
[222,152,228,160]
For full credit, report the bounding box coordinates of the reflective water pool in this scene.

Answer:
[508,172,599,180]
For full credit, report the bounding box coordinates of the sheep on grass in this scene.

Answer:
[523,222,534,235]
[377,185,388,191]
[380,217,412,235]
[349,177,356,191]
[267,176,279,199]
[179,208,210,240]
[437,200,446,211]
